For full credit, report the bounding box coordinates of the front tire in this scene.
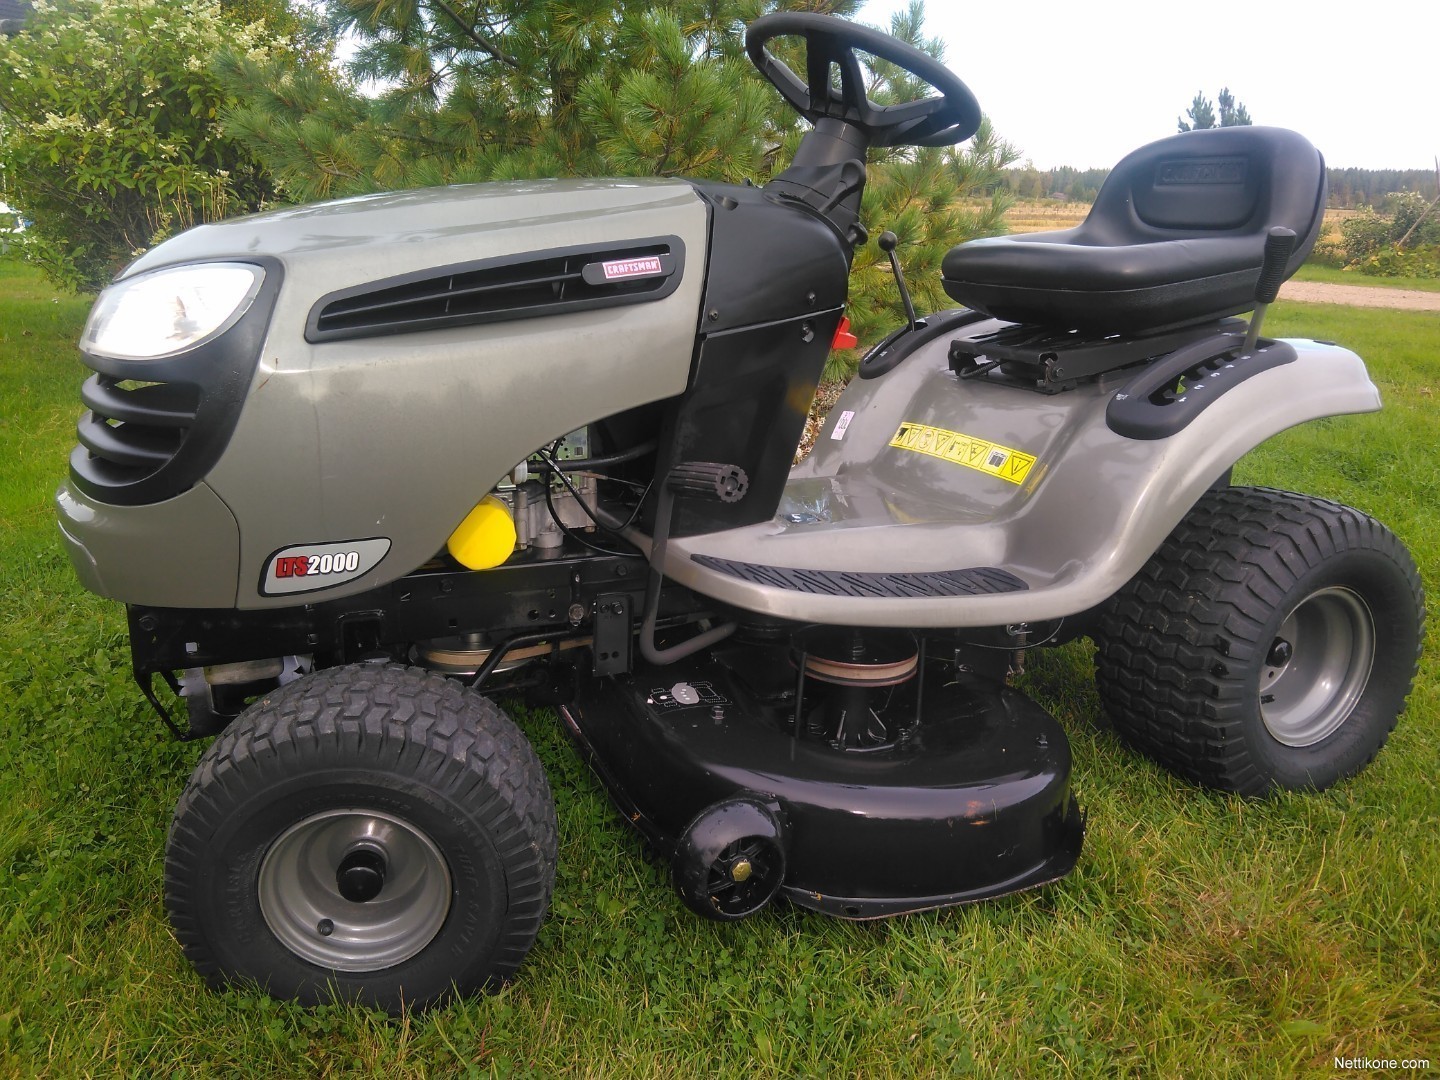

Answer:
[1093,487,1423,795]
[165,663,557,1012]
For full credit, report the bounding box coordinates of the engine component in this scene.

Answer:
[505,477,599,550]
[485,428,602,551]
[447,496,517,570]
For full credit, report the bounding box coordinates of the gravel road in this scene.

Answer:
[1279,281,1440,311]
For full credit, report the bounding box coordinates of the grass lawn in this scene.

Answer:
[1292,262,1440,294]
[0,258,1436,1077]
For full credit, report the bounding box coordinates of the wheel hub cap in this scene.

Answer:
[336,847,387,904]
[1260,586,1376,748]
[258,809,451,972]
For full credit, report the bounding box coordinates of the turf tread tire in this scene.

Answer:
[1093,486,1423,796]
[165,663,557,1012]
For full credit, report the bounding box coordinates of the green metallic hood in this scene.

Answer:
[126,178,703,288]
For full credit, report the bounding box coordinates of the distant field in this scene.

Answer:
[1001,199,1088,234]
[997,205,1431,293]
[1000,201,1368,242]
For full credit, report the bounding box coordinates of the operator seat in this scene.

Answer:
[941,127,1326,333]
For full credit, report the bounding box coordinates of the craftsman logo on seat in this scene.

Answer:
[1157,157,1247,185]
[601,256,665,281]
[889,422,1038,485]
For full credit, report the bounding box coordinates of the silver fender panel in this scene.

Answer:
[667,335,1379,628]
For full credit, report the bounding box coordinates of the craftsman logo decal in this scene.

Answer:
[1156,157,1247,186]
[889,422,1037,485]
[601,256,664,280]
[261,538,391,596]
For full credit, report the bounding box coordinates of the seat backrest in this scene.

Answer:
[1083,126,1326,266]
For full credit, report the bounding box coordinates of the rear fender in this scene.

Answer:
[666,333,1380,627]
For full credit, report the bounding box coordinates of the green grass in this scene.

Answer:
[1294,261,1440,293]
[1,257,1437,1076]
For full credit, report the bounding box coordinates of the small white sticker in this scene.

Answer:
[831,410,856,441]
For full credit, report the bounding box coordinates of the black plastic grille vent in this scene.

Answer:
[306,237,684,343]
[71,375,198,487]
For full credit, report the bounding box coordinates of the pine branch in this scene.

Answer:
[429,0,521,70]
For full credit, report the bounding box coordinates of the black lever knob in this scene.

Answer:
[667,462,749,504]
[1254,226,1297,305]
[876,230,918,331]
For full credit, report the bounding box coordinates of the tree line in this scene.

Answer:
[1327,168,1438,209]
[999,167,1109,203]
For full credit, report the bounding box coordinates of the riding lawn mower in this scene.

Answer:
[55,13,1424,1011]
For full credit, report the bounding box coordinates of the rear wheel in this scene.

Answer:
[165,663,557,1012]
[1093,487,1423,795]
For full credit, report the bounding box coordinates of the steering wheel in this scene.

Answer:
[745,13,982,149]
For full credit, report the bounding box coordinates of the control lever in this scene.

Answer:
[878,230,919,333]
[1242,226,1297,355]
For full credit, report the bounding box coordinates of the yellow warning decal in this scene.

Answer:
[889,422,1037,485]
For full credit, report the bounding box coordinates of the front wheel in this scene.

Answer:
[1093,487,1424,795]
[165,664,557,1012]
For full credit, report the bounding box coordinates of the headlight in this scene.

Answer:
[82,262,265,360]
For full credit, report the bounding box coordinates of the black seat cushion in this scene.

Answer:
[942,127,1326,332]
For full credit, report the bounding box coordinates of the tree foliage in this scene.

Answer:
[1328,166,1438,209]
[1331,191,1440,278]
[0,0,324,290]
[219,0,1017,366]
[1177,87,1251,132]
[1001,165,1109,203]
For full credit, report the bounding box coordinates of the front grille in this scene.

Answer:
[306,237,684,343]
[71,375,198,487]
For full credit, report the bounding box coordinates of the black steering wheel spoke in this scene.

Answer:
[746,13,980,150]
[877,95,954,147]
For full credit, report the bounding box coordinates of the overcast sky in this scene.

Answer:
[857,0,1437,171]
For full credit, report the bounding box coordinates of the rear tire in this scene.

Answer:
[1093,487,1423,795]
[165,663,557,1012]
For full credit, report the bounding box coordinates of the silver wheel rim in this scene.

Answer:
[258,809,451,972]
[1260,586,1376,748]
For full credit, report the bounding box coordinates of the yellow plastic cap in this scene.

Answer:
[446,495,517,570]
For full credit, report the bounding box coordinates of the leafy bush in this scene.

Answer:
[0,0,298,290]
[1339,209,1397,263]
[1337,192,1440,276]
[1354,244,1440,278]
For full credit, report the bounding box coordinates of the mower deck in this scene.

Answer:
[560,634,1084,918]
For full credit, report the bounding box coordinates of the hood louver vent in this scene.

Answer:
[306,237,685,343]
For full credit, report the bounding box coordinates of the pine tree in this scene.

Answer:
[1179,88,1252,132]
[1217,87,1252,127]
[219,0,1017,368]
[1177,92,1217,132]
